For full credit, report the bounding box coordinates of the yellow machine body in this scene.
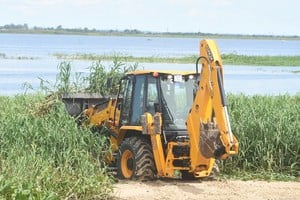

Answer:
[80,39,238,180]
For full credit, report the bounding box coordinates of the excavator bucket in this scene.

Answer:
[199,121,224,158]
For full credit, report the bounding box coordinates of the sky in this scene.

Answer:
[0,0,299,36]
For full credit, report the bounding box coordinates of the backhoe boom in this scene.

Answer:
[186,39,239,175]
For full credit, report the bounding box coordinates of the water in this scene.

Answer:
[0,33,300,95]
[1,33,300,57]
[140,63,300,95]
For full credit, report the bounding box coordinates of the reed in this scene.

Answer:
[85,58,138,95]
[222,94,300,180]
[33,59,139,96]
[0,95,113,199]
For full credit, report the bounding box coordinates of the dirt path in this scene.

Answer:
[114,179,300,200]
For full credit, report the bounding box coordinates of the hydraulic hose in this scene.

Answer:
[195,56,209,79]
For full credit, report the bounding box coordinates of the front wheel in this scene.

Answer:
[117,136,156,181]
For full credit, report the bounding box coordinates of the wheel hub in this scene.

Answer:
[121,149,134,178]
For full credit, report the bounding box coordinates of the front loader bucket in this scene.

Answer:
[61,93,107,116]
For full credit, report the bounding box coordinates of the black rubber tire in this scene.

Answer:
[117,136,156,181]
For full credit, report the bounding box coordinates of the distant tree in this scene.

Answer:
[56,25,62,30]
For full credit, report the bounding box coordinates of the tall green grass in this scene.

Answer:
[0,59,138,198]
[85,58,138,95]
[33,59,139,96]
[223,94,300,180]
[0,95,113,199]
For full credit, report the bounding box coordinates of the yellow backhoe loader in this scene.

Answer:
[63,39,239,180]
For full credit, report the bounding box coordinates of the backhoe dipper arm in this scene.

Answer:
[186,40,239,173]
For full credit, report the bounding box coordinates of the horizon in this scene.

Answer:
[1,23,299,38]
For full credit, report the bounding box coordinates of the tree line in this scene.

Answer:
[1,23,299,40]
[0,23,143,34]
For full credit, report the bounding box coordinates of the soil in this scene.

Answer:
[113,179,300,200]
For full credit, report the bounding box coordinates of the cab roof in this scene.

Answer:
[126,70,196,76]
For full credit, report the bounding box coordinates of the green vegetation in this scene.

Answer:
[222,54,300,66]
[0,94,113,199]
[0,60,299,200]
[53,53,198,64]
[85,59,138,95]
[223,94,300,180]
[0,60,139,199]
[34,59,138,96]
[53,53,300,66]
[1,23,300,40]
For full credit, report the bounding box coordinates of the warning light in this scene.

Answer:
[153,72,159,77]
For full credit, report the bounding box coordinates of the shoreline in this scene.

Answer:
[1,30,300,41]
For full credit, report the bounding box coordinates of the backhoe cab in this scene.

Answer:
[67,39,239,180]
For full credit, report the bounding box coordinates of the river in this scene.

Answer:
[0,33,299,95]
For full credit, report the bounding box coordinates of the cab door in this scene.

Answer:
[117,75,146,126]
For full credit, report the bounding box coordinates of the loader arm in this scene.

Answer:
[186,40,239,174]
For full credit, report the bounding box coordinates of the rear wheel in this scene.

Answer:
[117,136,156,181]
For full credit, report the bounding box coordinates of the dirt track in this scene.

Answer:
[114,179,300,200]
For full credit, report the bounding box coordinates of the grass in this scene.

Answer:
[0,60,141,199]
[222,94,300,180]
[0,94,114,199]
[2,93,298,188]
[53,53,300,66]
[53,53,197,64]
[222,54,300,66]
